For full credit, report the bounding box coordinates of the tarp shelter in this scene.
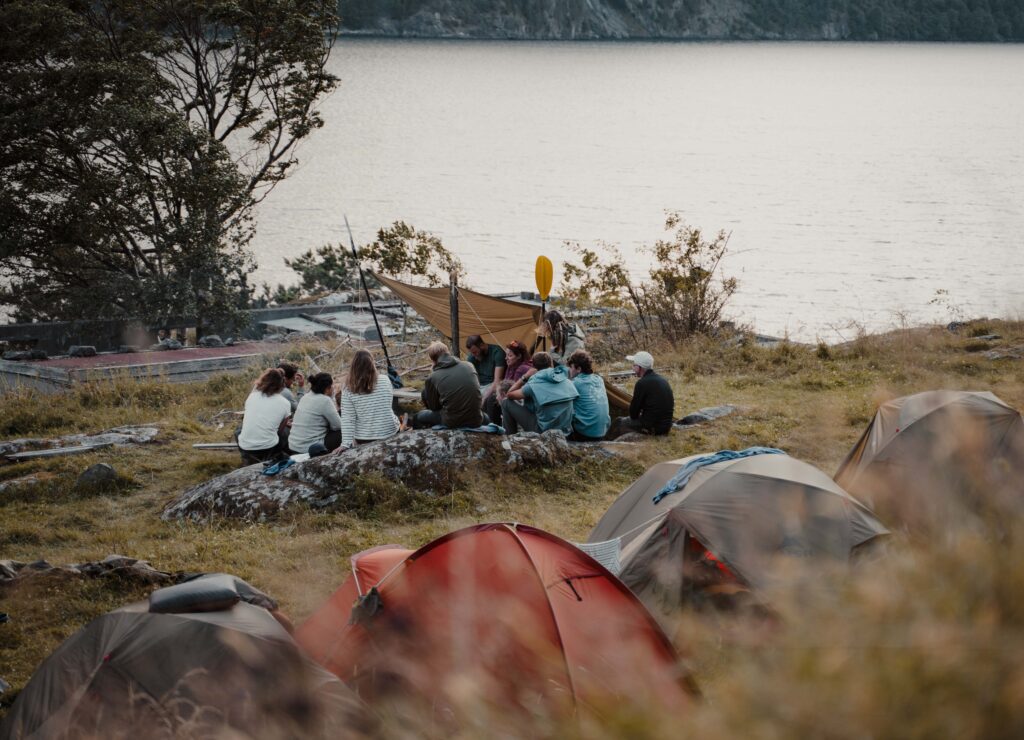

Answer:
[589,454,888,610]
[2,598,366,739]
[296,523,695,725]
[373,272,543,348]
[374,272,634,413]
[835,390,1024,530]
[603,376,633,417]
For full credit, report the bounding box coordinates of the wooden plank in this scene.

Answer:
[608,370,634,379]
[5,443,112,462]
[192,442,239,450]
[392,388,421,401]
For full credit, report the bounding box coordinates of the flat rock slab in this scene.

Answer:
[982,345,1024,361]
[676,404,739,427]
[0,554,179,588]
[0,425,159,458]
[164,429,607,522]
[0,474,48,491]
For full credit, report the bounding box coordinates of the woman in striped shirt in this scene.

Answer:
[339,350,400,450]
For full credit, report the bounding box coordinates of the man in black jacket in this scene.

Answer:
[610,351,674,437]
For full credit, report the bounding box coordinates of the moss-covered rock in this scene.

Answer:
[163,430,609,522]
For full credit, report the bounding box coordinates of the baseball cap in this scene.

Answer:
[626,351,654,369]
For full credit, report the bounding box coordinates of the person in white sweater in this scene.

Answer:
[288,372,343,454]
[339,350,400,449]
[237,368,292,465]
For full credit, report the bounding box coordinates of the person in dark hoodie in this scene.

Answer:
[609,350,675,437]
[501,351,579,434]
[412,341,486,429]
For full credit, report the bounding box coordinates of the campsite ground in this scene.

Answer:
[2,320,1023,736]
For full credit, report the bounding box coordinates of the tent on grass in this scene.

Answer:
[2,580,367,740]
[296,524,696,725]
[835,390,1024,531]
[589,453,889,612]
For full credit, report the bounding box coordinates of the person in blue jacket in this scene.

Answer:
[500,352,578,434]
[566,349,610,441]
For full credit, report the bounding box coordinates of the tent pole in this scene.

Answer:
[344,215,393,370]
[449,270,460,358]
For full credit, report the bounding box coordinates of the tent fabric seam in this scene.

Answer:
[500,523,580,713]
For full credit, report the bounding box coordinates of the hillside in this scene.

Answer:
[2,320,1024,734]
[338,0,1024,41]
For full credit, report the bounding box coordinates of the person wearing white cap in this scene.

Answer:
[609,350,675,437]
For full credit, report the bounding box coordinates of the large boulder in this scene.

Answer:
[164,430,602,522]
[75,462,119,490]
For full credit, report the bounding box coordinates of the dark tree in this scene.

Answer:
[0,0,338,330]
[260,221,463,305]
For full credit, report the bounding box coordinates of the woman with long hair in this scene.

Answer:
[288,372,343,454]
[237,368,292,465]
[539,310,585,364]
[488,340,535,425]
[339,350,400,449]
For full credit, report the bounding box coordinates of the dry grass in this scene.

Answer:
[2,320,1024,735]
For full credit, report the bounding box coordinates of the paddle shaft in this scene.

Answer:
[345,216,394,370]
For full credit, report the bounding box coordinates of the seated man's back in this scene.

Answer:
[521,364,578,434]
[421,352,485,429]
[631,368,674,434]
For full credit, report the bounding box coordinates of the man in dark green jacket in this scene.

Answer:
[413,341,486,429]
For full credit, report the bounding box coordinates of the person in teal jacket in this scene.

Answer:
[501,352,578,434]
[566,349,610,441]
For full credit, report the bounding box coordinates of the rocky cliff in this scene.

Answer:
[339,0,1023,42]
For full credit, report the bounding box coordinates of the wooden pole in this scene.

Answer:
[345,215,393,370]
[449,270,460,359]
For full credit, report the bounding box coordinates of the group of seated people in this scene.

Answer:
[236,353,401,465]
[235,310,676,465]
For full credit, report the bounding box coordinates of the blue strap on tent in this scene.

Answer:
[652,447,785,504]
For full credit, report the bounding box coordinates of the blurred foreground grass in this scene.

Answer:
[1,321,1024,736]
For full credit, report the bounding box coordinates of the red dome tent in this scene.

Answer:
[296,524,695,724]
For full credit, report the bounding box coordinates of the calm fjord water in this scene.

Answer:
[252,40,1024,340]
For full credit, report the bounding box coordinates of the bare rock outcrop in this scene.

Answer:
[0,554,178,588]
[164,430,606,522]
[0,425,159,457]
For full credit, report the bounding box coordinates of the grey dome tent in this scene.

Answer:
[1,591,367,739]
[589,453,889,611]
[835,390,1024,531]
